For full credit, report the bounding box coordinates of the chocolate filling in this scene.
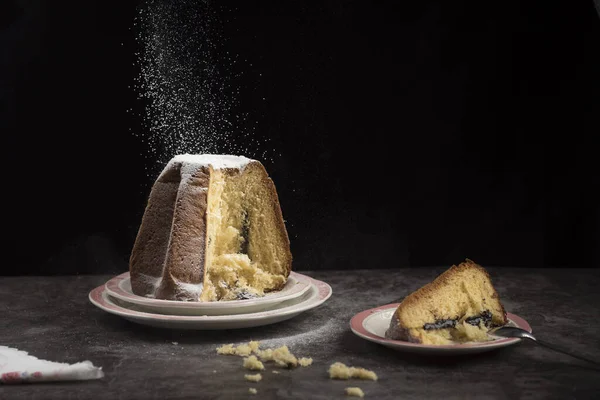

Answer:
[236,290,256,300]
[239,210,249,255]
[423,319,457,330]
[465,310,493,327]
[422,310,493,330]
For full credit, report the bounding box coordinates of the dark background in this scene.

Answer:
[2,0,599,276]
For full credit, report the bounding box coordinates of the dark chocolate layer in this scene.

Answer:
[423,319,457,330]
[465,310,493,327]
[422,310,493,330]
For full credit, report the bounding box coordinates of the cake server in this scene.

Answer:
[489,326,599,367]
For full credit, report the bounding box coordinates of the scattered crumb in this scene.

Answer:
[243,356,265,371]
[216,344,235,355]
[213,370,217,373]
[234,344,254,357]
[345,387,365,398]
[217,341,312,369]
[255,348,272,360]
[298,357,313,367]
[171,342,178,345]
[257,345,298,368]
[271,345,298,368]
[217,342,377,397]
[236,341,261,356]
[216,341,261,356]
[244,373,262,382]
[329,362,378,381]
[250,341,261,350]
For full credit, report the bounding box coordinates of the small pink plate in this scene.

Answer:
[350,303,532,355]
[104,271,312,316]
[90,277,332,330]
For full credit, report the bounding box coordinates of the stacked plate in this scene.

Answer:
[89,272,332,330]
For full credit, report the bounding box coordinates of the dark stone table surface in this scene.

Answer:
[1,267,599,399]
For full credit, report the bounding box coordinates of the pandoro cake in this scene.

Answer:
[129,154,292,301]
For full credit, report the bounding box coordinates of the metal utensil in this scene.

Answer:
[490,326,600,367]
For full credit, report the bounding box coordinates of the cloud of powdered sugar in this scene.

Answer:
[132,0,273,175]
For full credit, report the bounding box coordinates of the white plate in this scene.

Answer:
[105,271,312,316]
[90,277,332,330]
[350,303,532,355]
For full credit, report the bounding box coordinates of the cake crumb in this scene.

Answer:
[345,387,365,397]
[217,341,261,356]
[329,362,378,381]
[216,344,236,355]
[248,388,257,395]
[257,345,298,368]
[218,341,312,371]
[298,357,313,367]
[234,343,254,357]
[272,370,280,374]
[243,355,265,371]
[244,373,262,382]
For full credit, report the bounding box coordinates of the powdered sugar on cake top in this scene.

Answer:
[172,154,253,173]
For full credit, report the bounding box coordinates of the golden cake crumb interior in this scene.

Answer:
[201,167,289,301]
[248,388,257,395]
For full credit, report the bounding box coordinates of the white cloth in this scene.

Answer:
[0,346,104,384]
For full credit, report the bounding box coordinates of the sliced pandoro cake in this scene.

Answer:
[385,259,507,345]
[129,154,292,302]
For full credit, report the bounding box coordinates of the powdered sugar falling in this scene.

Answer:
[132,0,273,175]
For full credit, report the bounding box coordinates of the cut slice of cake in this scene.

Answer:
[129,154,292,301]
[385,259,507,345]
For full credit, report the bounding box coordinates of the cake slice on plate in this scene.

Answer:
[385,259,507,345]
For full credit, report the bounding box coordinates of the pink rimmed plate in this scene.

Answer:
[350,303,532,355]
[104,271,312,316]
[90,277,332,330]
